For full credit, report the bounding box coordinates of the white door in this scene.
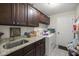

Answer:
[56,15,73,47]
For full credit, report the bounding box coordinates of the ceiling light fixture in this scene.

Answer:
[48,3,60,7]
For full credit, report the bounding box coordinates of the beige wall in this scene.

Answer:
[49,10,76,29]
[76,5,79,16]
[49,15,57,28]
[49,10,76,46]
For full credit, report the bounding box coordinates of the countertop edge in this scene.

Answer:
[0,36,45,56]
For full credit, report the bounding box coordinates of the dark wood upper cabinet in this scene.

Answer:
[39,12,50,25]
[0,3,12,25]
[0,3,49,26]
[34,8,50,25]
[12,4,27,26]
[16,4,25,26]
[28,4,39,27]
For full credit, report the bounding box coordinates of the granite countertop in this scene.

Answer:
[0,35,44,56]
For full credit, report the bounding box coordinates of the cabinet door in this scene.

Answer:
[40,43,45,56]
[35,44,41,56]
[44,16,50,25]
[13,3,26,26]
[35,39,42,56]
[0,3,12,25]
[40,39,45,56]
[39,12,50,25]
[23,42,35,56]
[7,48,24,56]
[35,38,45,56]
[25,48,35,56]
[28,4,39,27]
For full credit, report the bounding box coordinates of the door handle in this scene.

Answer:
[58,32,60,34]
[17,22,19,24]
[13,21,15,24]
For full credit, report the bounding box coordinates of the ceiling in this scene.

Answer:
[33,3,79,16]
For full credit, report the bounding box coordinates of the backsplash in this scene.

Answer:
[0,24,48,39]
[0,25,34,39]
[34,23,49,36]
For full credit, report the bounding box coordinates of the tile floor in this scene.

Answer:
[51,46,69,56]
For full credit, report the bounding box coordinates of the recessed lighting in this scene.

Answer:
[48,3,60,7]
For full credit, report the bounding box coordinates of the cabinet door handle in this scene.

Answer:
[17,22,19,24]
[13,21,15,24]
[58,32,60,34]
[38,43,40,44]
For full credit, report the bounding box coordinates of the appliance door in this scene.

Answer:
[45,33,56,56]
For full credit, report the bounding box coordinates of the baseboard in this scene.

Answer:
[58,45,68,51]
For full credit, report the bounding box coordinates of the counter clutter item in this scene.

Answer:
[24,32,31,38]
[30,31,37,37]
[75,45,79,51]
[47,28,56,33]
[24,31,37,38]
